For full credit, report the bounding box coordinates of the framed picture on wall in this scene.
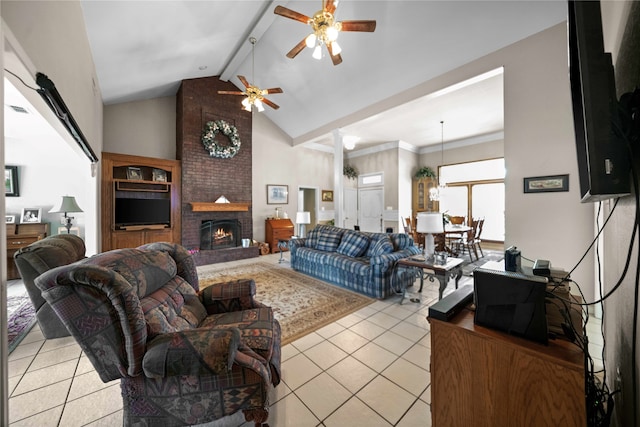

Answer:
[267,185,288,204]
[21,208,42,223]
[322,190,334,202]
[523,174,569,193]
[5,165,19,197]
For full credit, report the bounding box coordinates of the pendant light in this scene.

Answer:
[429,120,445,202]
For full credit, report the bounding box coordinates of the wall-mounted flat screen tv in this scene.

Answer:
[568,0,630,202]
[115,198,170,227]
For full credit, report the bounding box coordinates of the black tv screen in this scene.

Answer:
[115,198,170,227]
[568,0,630,202]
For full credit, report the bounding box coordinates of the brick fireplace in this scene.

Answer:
[176,76,259,265]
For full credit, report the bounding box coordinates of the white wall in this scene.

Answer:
[2,0,103,254]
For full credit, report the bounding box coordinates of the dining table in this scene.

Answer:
[438,224,472,255]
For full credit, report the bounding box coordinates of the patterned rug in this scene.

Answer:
[199,262,373,345]
[7,294,36,353]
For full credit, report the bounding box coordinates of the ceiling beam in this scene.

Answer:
[219,0,283,82]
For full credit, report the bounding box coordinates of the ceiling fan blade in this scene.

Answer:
[217,91,245,96]
[237,75,251,88]
[262,97,280,110]
[274,5,310,24]
[264,87,283,94]
[324,0,337,14]
[340,20,377,32]
[286,38,308,59]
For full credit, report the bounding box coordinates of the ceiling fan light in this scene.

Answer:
[255,99,265,112]
[241,97,251,111]
[305,33,317,48]
[330,41,342,55]
[326,26,339,42]
[312,45,322,60]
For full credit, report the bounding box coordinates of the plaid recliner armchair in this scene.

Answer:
[35,242,281,426]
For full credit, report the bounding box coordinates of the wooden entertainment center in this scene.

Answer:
[101,152,181,251]
[428,309,585,426]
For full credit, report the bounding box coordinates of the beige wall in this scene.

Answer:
[104,97,176,159]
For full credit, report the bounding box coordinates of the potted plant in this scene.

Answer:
[415,166,436,180]
[343,165,358,180]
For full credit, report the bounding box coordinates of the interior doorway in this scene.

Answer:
[297,187,318,235]
[358,187,384,232]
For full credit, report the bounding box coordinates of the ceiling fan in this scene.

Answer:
[217,37,283,112]
[274,0,376,65]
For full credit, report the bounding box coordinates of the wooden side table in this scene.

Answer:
[394,256,464,303]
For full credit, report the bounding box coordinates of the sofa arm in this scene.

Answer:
[143,327,241,378]
[370,247,422,270]
[289,238,306,256]
[198,279,263,314]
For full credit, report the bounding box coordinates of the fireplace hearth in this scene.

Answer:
[201,219,241,250]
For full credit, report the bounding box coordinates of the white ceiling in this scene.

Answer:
[6,1,569,152]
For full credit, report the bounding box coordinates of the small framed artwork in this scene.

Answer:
[5,165,19,197]
[126,167,143,180]
[322,190,334,202]
[5,215,15,224]
[152,168,167,182]
[21,208,42,223]
[524,174,569,193]
[267,184,288,205]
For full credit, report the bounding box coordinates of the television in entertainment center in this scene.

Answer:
[568,0,630,203]
[114,197,171,228]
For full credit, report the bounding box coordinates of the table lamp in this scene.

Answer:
[49,196,83,233]
[416,212,444,259]
[296,211,311,237]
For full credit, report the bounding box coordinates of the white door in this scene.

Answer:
[344,188,358,230]
[359,188,384,232]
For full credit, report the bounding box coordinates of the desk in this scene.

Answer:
[428,310,585,426]
[395,256,464,302]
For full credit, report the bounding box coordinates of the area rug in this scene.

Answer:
[461,249,504,276]
[198,263,373,345]
[7,294,36,354]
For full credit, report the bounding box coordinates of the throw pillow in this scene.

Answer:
[316,230,343,252]
[390,233,412,250]
[368,235,394,256]
[305,229,319,248]
[337,231,370,258]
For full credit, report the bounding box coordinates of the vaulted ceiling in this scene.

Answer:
[80,1,567,151]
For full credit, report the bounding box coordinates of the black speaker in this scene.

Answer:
[505,246,521,272]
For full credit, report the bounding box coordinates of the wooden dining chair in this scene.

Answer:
[455,219,480,261]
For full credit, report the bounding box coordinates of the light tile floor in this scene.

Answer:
[6,253,603,426]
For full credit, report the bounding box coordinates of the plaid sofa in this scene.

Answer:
[289,225,420,298]
[35,242,281,426]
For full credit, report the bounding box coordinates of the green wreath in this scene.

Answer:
[201,120,241,159]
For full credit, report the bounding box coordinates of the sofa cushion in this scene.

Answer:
[337,231,370,258]
[316,229,343,252]
[368,234,394,256]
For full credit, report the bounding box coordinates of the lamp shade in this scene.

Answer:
[416,213,444,234]
[296,211,311,224]
[49,196,83,214]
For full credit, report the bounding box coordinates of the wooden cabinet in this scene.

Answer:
[265,218,294,254]
[101,152,181,251]
[6,223,49,279]
[412,178,439,214]
[429,310,585,427]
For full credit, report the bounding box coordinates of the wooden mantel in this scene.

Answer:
[190,202,250,212]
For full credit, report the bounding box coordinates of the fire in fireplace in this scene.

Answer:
[200,219,241,250]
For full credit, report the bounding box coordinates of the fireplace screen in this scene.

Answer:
[200,219,241,250]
